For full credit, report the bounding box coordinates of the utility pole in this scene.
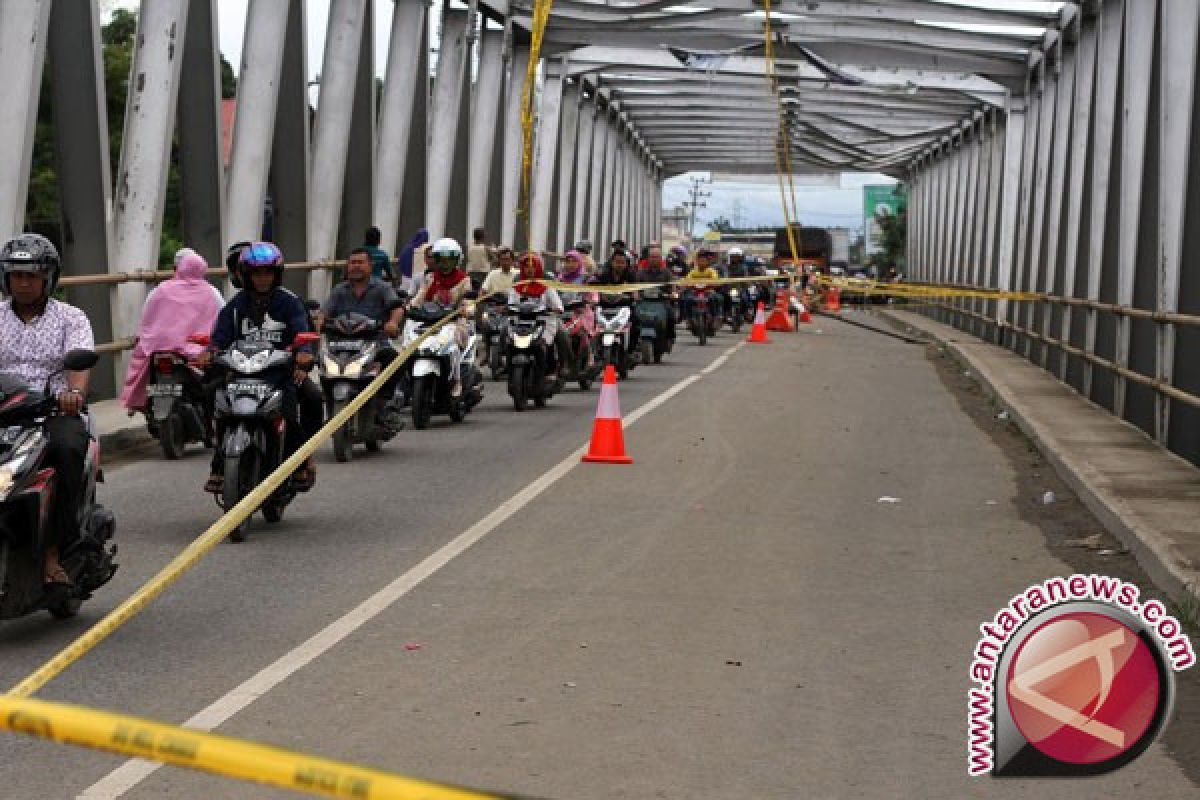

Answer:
[682,174,712,245]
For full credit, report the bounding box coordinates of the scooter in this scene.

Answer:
[506,296,559,410]
[207,332,319,542]
[317,313,401,463]
[724,288,745,334]
[478,292,511,381]
[561,295,602,391]
[634,287,674,365]
[144,348,212,459]
[0,349,118,620]
[400,302,483,429]
[593,294,635,379]
[687,285,720,346]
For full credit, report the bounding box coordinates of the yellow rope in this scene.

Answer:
[762,0,800,285]
[517,0,555,249]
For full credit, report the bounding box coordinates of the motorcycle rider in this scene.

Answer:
[574,240,597,278]
[667,245,689,276]
[590,246,642,355]
[480,246,518,296]
[314,247,406,426]
[635,244,676,350]
[0,234,94,588]
[410,237,473,396]
[510,252,570,386]
[683,244,723,321]
[199,242,322,493]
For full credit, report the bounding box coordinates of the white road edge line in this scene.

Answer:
[79,341,744,799]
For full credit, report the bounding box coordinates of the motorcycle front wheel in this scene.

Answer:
[159,408,186,460]
[332,400,353,462]
[510,364,528,411]
[489,345,503,381]
[577,346,593,390]
[411,375,433,429]
[224,446,260,542]
[639,340,654,366]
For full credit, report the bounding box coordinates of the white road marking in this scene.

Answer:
[79,341,745,799]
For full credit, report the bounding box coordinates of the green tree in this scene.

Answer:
[874,206,907,269]
[707,215,734,234]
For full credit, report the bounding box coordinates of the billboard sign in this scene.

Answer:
[864,184,905,256]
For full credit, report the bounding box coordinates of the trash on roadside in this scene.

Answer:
[1042,491,1056,505]
[877,496,902,504]
[725,660,743,667]
[563,682,577,688]
[1098,548,1130,557]
[404,642,423,651]
[985,500,999,506]
[1064,533,1106,550]
[996,411,1009,420]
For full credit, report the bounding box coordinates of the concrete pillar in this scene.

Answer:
[426,9,470,240]
[571,91,596,246]
[586,93,611,246]
[0,1,51,241]
[467,28,505,239]
[177,0,225,265]
[227,0,290,248]
[500,43,531,246]
[307,0,369,298]
[110,0,189,379]
[48,0,114,394]
[554,81,581,255]
[375,0,427,254]
[269,0,311,295]
[529,62,565,253]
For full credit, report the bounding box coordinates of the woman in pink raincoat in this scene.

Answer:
[120,250,223,411]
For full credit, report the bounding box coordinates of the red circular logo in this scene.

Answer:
[1006,611,1161,765]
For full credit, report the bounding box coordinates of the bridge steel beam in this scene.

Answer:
[571,89,597,247]
[376,0,428,255]
[426,8,470,242]
[500,41,530,248]
[0,1,51,242]
[554,79,581,255]
[467,27,505,240]
[529,60,565,253]
[585,92,611,248]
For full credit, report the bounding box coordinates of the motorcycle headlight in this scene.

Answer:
[323,355,340,377]
[730,289,739,297]
[0,461,22,501]
[344,355,370,378]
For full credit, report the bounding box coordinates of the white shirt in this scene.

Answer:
[0,299,95,394]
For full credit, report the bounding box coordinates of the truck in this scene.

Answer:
[773,226,832,272]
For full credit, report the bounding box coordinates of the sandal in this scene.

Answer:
[44,564,73,589]
[204,474,224,493]
[292,461,316,492]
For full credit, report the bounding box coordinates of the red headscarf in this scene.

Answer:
[514,252,547,298]
[424,264,468,304]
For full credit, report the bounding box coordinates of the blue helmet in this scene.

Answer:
[237,241,284,289]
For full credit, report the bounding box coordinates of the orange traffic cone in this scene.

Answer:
[765,290,795,332]
[797,301,813,324]
[582,365,633,464]
[826,286,842,313]
[747,301,771,343]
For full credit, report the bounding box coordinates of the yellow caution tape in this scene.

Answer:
[9,312,462,698]
[814,275,1042,302]
[506,276,789,294]
[0,694,512,799]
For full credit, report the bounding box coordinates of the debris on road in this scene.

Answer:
[1042,491,1056,505]
[877,496,902,504]
[1063,533,1106,550]
[404,642,423,651]
[995,410,1009,420]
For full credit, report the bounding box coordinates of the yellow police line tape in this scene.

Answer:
[0,694,521,800]
[813,275,1043,302]
[10,312,462,699]
[507,275,790,294]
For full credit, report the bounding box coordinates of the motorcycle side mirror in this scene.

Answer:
[187,333,211,346]
[62,349,99,372]
[293,332,320,349]
[394,289,411,301]
[304,299,322,312]
[463,289,479,300]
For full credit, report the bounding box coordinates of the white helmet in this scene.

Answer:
[727,247,744,258]
[429,237,462,270]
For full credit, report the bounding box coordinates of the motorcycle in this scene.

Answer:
[724,287,745,334]
[400,302,483,429]
[561,294,602,391]
[593,294,635,379]
[742,284,761,325]
[206,332,320,542]
[506,296,559,410]
[0,349,118,620]
[634,287,674,365]
[144,348,212,459]
[687,285,720,346]
[478,292,511,381]
[317,313,401,463]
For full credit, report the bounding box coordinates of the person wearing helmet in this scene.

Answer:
[0,233,95,587]
[725,247,747,279]
[200,241,322,493]
[411,237,473,395]
[667,245,689,277]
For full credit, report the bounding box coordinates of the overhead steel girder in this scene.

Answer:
[799,41,1029,77]
[610,85,980,114]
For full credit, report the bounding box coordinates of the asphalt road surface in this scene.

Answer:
[0,320,1196,799]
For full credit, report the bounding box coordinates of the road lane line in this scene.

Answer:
[79,341,745,799]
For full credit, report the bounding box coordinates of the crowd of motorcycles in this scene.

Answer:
[0,271,782,622]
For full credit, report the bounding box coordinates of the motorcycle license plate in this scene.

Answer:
[147,383,183,397]
[227,381,271,396]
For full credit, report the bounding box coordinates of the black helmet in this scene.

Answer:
[225,241,251,289]
[1,233,61,298]
[237,241,285,290]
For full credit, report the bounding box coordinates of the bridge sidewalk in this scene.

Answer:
[884,309,1200,603]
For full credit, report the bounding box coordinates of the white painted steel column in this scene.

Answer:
[0,1,50,241]
[1059,16,1098,379]
[375,0,428,255]
[500,43,531,246]
[467,27,505,238]
[1011,78,1040,338]
[554,80,581,255]
[1157,0,1200,443]
[226,0,290,249]
[571,93,596,246]
[598,111,620,249]
[110,0,188,371]
[426,9,470,241]
[1113,3,1154,417]
[994,103,1027,331]
[1083,0,1124,397]
[1041,45,1076,364]
[530,62,565,253]
[1024,64,1056,357]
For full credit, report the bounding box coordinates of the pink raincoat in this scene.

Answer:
[120,252,222,410]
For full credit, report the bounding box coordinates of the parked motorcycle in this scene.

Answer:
[687,285,720,346]
[400,302,483,428]
[478,292,511,381]
[593,294,635,379]
[561,295,602,391]
[0,349,118,620]
[317,313,401,462]
[208,332,319,542]
[144,349,211,459]
[506,296,559,410]
[634,287,674,365]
